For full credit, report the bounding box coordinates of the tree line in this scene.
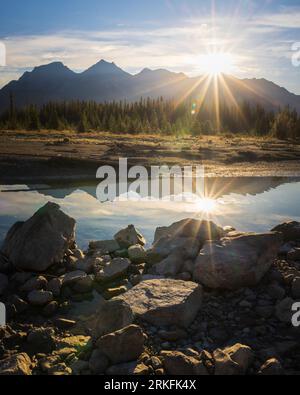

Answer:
[1,96,300,139]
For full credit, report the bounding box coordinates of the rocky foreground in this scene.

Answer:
[1,202,300,375]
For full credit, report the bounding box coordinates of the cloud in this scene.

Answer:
[0,24,252,72]
[0,23,231,85]
[0,8,299,93]
[254,8,300,29]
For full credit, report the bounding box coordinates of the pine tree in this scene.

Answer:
[1,97,299,139]
[270,108,296,140]
[78,111,89,133]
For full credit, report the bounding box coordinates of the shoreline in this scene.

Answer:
[2,156,300,184]
[1,204,300,375]
[1,130,300,182]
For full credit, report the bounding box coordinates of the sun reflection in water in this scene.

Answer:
[194,197,217,213]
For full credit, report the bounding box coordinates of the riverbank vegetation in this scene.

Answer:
[1,98,300,140]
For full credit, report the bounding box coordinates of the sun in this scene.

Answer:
[199,52,235,75]
[195,197,217,213]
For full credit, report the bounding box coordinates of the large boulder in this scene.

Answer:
[193,232,282,290]
[154,219,224,244]
[161,351,208,375]
[0,353,32,375]
[152,253,185,277]
[272,221,300,242]
[93,299,135,340]
[150,219,224,263]
[151,236,201,261]
[117,279,203,328]
[114,225,146,248]
[1,202,76,272]
[96,325,145,364]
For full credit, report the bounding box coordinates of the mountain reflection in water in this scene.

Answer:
[0,176,300,249]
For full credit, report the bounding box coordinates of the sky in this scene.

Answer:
[0,0,300,93]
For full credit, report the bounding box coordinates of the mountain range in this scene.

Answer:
[0,59,300,112]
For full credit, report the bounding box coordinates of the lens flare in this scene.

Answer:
[199,52,235,75]
[195,197,217,213]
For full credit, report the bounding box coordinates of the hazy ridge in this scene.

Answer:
[0,59,300,112]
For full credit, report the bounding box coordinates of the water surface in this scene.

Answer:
[0,177,299,249]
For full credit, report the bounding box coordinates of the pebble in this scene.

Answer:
[3,216,300,376]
